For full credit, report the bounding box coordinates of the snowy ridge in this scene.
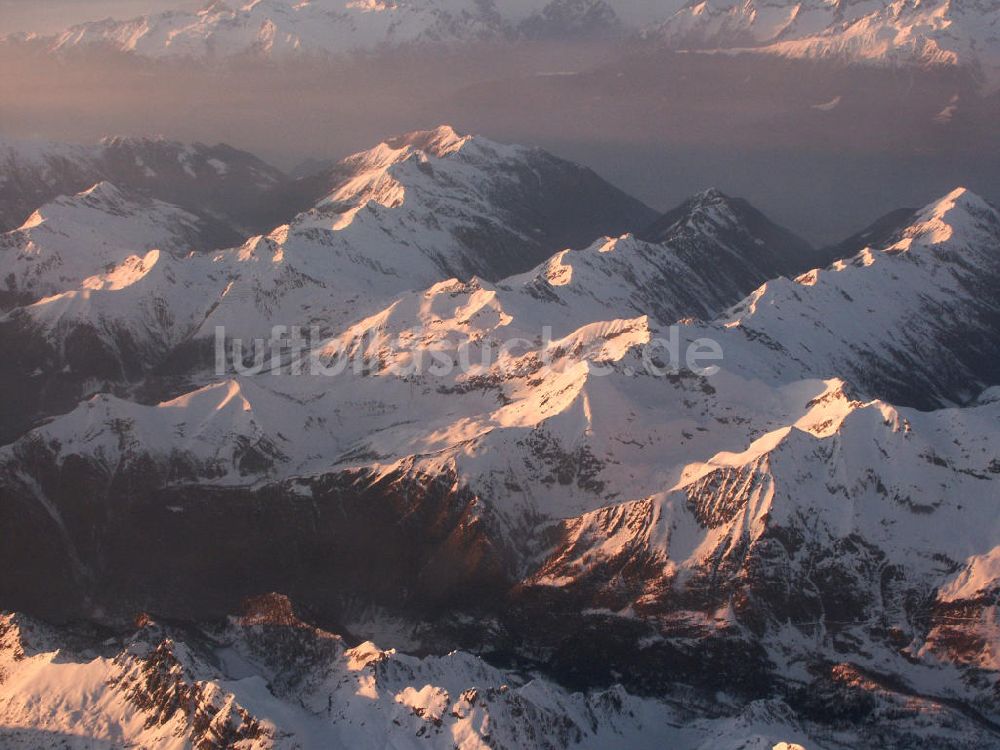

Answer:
[534,392,1000,619]
[3,186,996,513]
[758,0,1000,87]
[292,124,656,282]
[497,193,818,335]
[0,176,852,524]
[711,187,1000,407]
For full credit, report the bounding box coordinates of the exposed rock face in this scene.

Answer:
[0,460,512,624]
[0,606,745,750]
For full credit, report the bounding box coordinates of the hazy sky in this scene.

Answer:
[0,1,203,34]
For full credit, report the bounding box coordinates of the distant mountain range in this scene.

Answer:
[1,124,999,748]
[649,0,1000,89]
[5,0,999,89]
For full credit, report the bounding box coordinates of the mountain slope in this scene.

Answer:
[3,125,657,378]
[0,126,657,446]
[1,322,998,745]
[0,166,833,490]
[0,182,234,441]
[523,387,1000,741]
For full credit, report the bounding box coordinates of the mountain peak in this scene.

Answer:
[237,592,303,627]
[639,188,808,251]
[1,180,205,304]
[690,187,730,204]
[920,186,993,220]
[634,188,826,298]
[649,0,1000,91]
[384,125,472,158]
[79,180,128,202]
[895,186,999,251]
[678,188,749,227]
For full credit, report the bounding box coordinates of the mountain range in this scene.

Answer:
[0,124,999,747]
[6,0,1000,89]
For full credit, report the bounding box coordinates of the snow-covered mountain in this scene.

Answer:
[1,121,999,747]
[0,126,654,442]
[711,187,1000,408]
[635,187,833,306]
[2,125,653,365]
[288,124,657,282]
[4,185,994,521]
[2,183,998,691]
